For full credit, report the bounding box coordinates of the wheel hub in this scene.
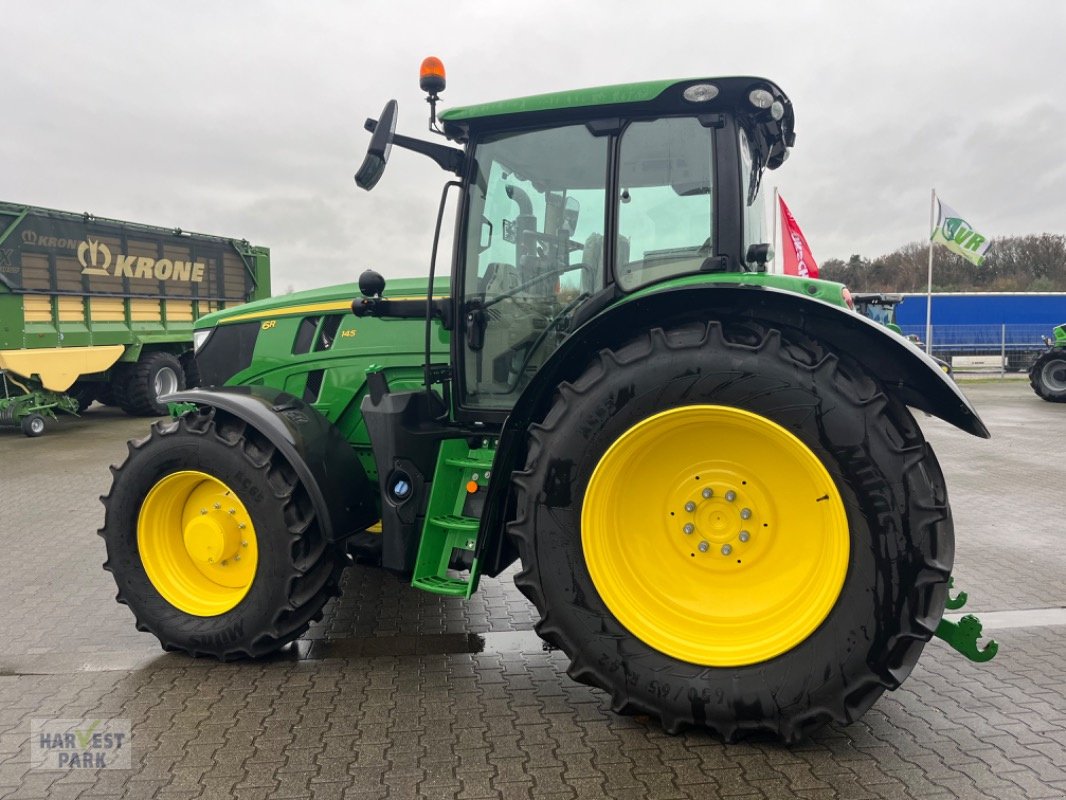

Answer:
[138,471,258,616]
[183,514,242,565]
[1042,358,1066,391]
[669,475,769,566]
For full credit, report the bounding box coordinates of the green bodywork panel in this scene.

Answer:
[439,79,678,123]
[625,271,850,309]
[205,278,449,480]
[1053,325,1066,346]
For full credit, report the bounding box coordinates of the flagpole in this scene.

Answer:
[925,188,936,355]
[771,185,779,273]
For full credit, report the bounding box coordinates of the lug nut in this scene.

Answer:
[740,508,752,520]
[238,523,246,530]
[234,555,241,562]
[229,508,236,515]
[242,540,249,547]
[738,530,750,543]
[702,487,713,499]
[214,503,221,510]
[684,501,696,513]
[721,544,733,556]
[725,490,736,502]
[698,541,710,553]
[200,508,207,515]
[683,523,695,535]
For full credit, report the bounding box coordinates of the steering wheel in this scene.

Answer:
[481,263,586,309]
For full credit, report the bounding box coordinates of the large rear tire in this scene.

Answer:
[1029,349,1066,402]
[117,351,185,416]
[99,407,347,658]
[509,320,953,741]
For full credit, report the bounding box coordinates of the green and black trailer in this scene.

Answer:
[101,65,996,741]
[0,202,270,435]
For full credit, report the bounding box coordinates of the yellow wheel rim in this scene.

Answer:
[138,471,259,616]
[581,405,849,667]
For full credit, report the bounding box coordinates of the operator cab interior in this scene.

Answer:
[459,115,730,409]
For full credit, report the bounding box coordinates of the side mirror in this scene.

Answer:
[355,100,398,191]
[745,243,773,270]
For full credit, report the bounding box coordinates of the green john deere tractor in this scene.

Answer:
[1030,324,1066,402]
[101,64,996,741]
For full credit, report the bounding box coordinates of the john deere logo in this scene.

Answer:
[78,239,112,276]
[940,216,986,253]
[76,237,206,282]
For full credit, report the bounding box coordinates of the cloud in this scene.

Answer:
[4,0,1064,288]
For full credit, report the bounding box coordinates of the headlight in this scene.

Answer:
[683,83,719,103]
[193,328,214,354]
[749,89,774,109]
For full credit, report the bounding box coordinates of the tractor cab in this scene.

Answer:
[353,62,797,422]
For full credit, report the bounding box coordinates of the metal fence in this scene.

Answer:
[898,324,1050,375]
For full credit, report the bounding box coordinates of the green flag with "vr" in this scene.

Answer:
[931,196,990,266]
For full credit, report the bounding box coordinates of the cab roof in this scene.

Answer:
[437,76,795,168]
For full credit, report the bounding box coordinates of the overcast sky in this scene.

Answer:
[5,1,1064,291]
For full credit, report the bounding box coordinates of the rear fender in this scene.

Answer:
[475,283,989,576]
[165,386,378,542]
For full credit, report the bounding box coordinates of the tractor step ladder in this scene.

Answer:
[411,438,496,597]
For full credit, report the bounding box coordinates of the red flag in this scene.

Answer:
[778,195,819,278]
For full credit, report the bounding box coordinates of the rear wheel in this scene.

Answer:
[117,352,185,416]
[509,320,953,741]
[1029,349,1066,402]
[99,407,347,658]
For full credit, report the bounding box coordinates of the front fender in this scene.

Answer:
[476,283,989,575]
[164,386,378,542]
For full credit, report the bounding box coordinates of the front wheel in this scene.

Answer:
[1029,349,1066,402]
[21,413,46,437]
[509,320,953,741]
[99,407,347,658]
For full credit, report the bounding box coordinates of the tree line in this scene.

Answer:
[818,234,1066,292]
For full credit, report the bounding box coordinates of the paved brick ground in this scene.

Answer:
[0,382,1063,799]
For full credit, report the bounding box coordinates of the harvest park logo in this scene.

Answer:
[77,237,206,282]
[31,718,131,770]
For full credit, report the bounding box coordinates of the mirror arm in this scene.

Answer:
[352,297,453,330]
[364,118,464,175]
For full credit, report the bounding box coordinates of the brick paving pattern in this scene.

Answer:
[0,383,1063,799]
